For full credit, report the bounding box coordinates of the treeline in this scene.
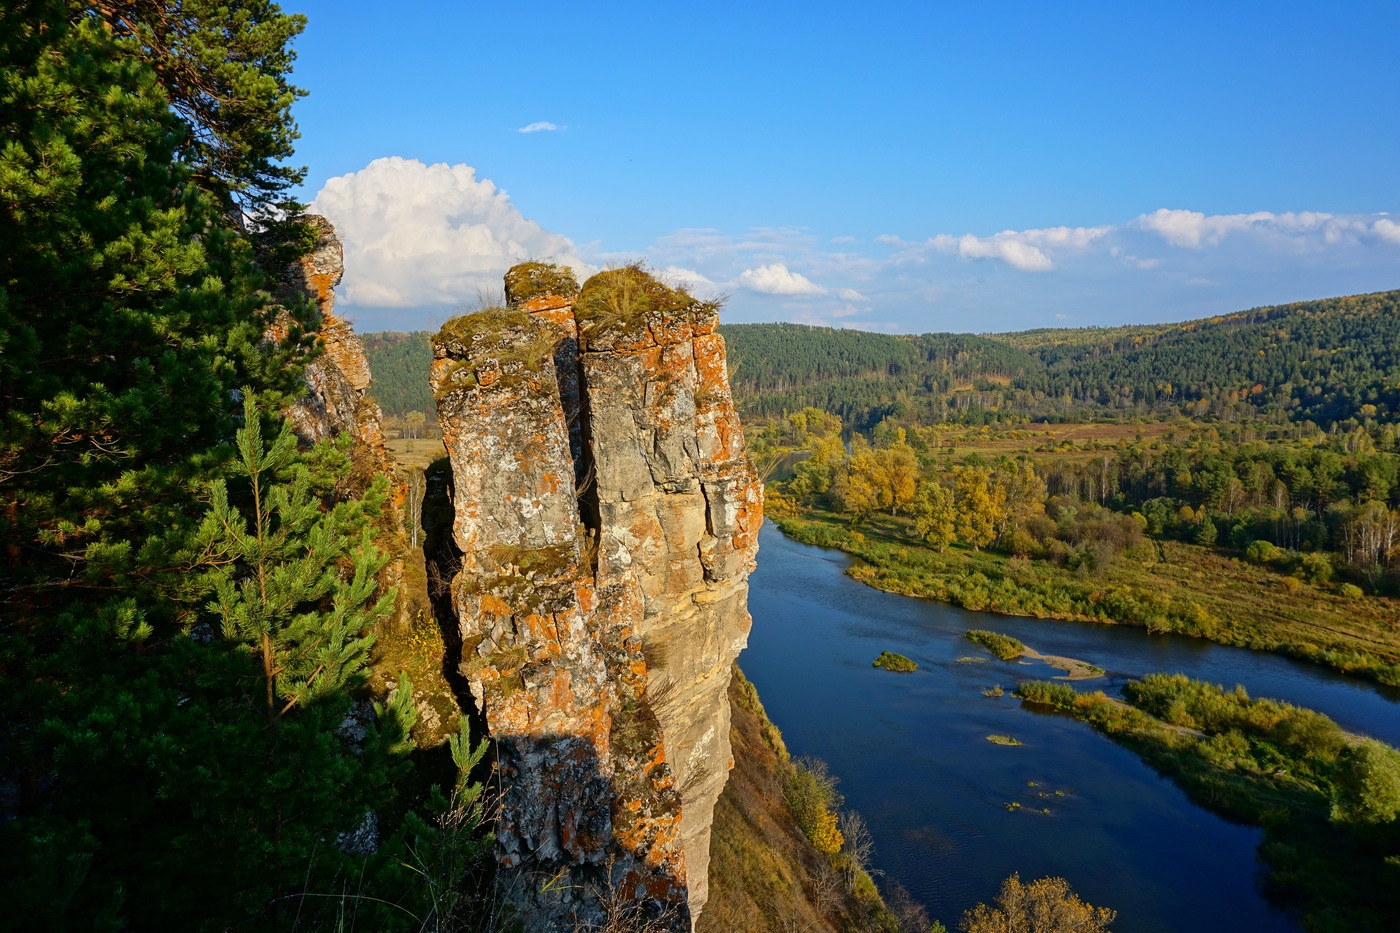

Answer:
[763,409,1400,595]
[719,290,1400,431]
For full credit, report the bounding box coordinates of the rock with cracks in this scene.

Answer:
[433,264,761,931]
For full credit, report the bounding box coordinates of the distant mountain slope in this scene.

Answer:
[1003,290,1400,425]
[362,289,1400,427]
[361,331,434,418]
[721,323,1039,427]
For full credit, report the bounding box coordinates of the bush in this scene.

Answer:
[1015,681,1080,709]
[959,874,1115,933]
[1246,540,1283,564]
[1338,582,1364,599]
[1300,552,1334,585]
[1331,740,1400,825]
[784,758,844,856]
[873,650,918,673]
[965,630,1025,661]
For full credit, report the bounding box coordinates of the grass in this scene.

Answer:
[986,735,1022,746]
[574,264,710,346]
[503,260,579,304]
[872,650,918,672]
[1013,675,1400,931]
[384,437,447,472]
[773,506,1400,687]
[965,629,1025,661]
[431,307,556,397]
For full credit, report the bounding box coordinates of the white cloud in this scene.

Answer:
[660,266,725,298]
[920,225,1110,272]
[738,263,828,295]
[1131,208,1387,249]
[310,157,586,309]
[518,121,561,133]
[1375,218,1400,246]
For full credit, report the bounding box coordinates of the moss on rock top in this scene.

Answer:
[504,261,580,305]
[576,264,697,336]
[432,307,556,397]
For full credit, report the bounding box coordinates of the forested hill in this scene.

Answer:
[1008,290,1400,426]
[720,289,1400,429]
[363,289,1400,429]
[361,331,435,418]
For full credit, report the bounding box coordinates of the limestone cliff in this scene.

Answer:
[432,264,762,930]
[277,215,392,472]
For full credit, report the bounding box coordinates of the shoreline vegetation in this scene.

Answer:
[1014,673,1400,931]
[773,506,1400,687]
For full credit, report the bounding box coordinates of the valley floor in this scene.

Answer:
[771,504,1400,687]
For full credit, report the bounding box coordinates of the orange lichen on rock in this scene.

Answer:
[434,262,761,930]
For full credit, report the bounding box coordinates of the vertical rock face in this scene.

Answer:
[433,265,761,930]
[278,215,391,466]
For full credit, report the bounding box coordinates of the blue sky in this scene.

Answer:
[291,0,1400,333]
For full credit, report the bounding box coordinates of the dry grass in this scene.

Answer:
[385,437,448,472]
[699,667,869,933]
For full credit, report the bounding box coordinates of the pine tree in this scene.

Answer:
[199,394,392,722]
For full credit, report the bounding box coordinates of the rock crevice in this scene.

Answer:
[433,265,762,930]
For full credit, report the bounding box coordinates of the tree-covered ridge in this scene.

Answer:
[1013,290,1400,425]
[716,290,1400,430]
[361,330,435,418]
[720,323,1039,428]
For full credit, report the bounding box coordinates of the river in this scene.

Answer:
[739,521,1400,933]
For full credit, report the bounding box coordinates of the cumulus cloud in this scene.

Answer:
[1130,208,1391,249]
[921,226,1109,272]
[1374,218,1400,246]
[518,121,561,133]
[310,157,585,310]
[738,263,828,295]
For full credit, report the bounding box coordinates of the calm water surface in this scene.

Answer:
[741,522,1400,933]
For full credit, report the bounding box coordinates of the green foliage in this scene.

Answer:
[873,650,918,672]
[965,630,1025,661]
[362,331,436,417]
[199,394,394,719]
[0,8,463,930]
[723,289,1400,430]
[93,0,310,215]
[1332,740,1400,826]
[1194,516,1218,546]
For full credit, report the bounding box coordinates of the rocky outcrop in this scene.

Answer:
[433,264,762,930]
[277,215,392,470]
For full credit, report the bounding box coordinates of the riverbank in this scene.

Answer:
[1015,675,1400,932]
[771,506,1400,687]
[701,667,903,933]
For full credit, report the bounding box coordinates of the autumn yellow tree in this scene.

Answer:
[913,480,957,550]
[959,874,1116,933]
[834,439,884,519]
[994,458,1047,543]
[880,442,920,516]
[954,466,1006,551]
